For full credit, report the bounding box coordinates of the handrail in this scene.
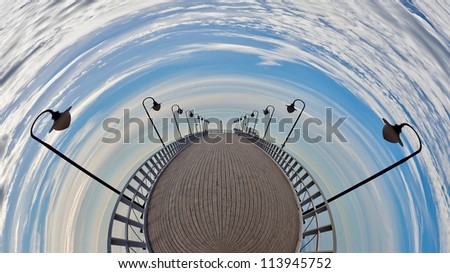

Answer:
[107,132,207,253]
[108,129,335,253]
[236,130,337,253]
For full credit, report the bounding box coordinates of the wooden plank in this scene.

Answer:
[111,237,146,248]
[114,214,144,229]
[303,225,333,237]
[146,133,301,253]
[300,191,322,207]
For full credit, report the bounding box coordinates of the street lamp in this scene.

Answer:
[199,115,204,132]
[250,110,259,134]
[304,118,422,214]
[142,96,165,148]
[171,104,183,139]
[281,99,305,149]
[262,105,275,140]
[30,106,134,201]
[241,114,248,133]
[204,119,210,132]
[195,114,201,133]
[185,110,194,135]
[201,117,205,132]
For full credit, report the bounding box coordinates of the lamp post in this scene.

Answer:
[195,114,201,133]
[201,117,206,132]
[171,104,183,139]
[304,118,422,215]
[250,110,259,134]
[241,114,248,133]
[200,116,204,132]
[185,110,194,135]
[142,96,165,148]
[30,107,135,202]
[262,105,275,140]
[281,99,305,149]
[204,119,210,132]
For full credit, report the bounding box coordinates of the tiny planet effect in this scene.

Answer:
[0,1,449,252]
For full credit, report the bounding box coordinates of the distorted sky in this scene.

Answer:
[0,1,449,252]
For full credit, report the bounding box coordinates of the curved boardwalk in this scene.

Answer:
[147,133,301,252]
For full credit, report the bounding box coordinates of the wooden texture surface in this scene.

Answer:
[147,133,301,252]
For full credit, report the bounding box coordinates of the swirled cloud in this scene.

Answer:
[0,1,448,252]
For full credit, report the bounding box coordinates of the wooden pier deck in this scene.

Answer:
[146,133,301,252]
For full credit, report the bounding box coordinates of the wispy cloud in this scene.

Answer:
[0,0,448,252]
[0,135,9,159]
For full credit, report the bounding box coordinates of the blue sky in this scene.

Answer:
[0,1,448,252]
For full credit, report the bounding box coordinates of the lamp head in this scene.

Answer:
[189,111,194,118]
[49,106,72,133]
[382,118,404,147]
[251,113,255,117]
[177,108,183,114]
[263,108,269,115]
[286,103,296,113]
[152,100,161,111]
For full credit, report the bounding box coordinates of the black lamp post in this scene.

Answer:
[195,114,201,133]
[263,105,275,140]
[142,96,165,148]
[241,114,248,133]
[171,104,183,139]
[30,106,135,202]
[250,110,259,134]
[304,118,423,214]
[201,117,205,132]
[199,115,204,132]
[281,99,305,149]
[185,110,194,135]
[205,119,210,132]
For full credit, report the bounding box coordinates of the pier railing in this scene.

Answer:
[107,132,206,253]
[237,130,337,253]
